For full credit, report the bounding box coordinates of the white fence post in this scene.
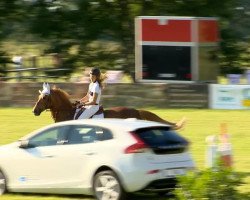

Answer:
[205,135,218,168]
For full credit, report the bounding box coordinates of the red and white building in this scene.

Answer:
[135,16,219,82]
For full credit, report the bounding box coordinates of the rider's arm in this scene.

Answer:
[84,93,98,106]
[80,93,89,103]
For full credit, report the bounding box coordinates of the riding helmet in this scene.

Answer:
[90,68,101,76]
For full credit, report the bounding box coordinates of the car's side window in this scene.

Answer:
[95,128,113,141]
[67,126,113,144]
[29,126,69,147]
[67,126,95,144]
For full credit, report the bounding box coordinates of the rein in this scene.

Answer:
[44,94,75,122]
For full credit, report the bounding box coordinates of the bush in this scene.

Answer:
[174,164,243,200]
[220,65,244,75]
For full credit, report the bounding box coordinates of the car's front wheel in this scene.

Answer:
[0,170,6,195]
[93,170,126,200]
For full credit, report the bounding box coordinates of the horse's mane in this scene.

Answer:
[50,87,73,110]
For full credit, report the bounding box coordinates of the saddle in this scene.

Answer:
[74,102,104,120]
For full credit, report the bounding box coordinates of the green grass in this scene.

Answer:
[0,108,249,199]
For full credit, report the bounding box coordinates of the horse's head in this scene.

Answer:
[33,83,74,122]
[33,83,52,116]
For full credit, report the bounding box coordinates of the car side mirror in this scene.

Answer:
[18,140,30,149]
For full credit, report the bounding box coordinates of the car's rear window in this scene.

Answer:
[134,126,188,154]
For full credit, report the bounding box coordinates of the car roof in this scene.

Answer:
[21,118,170,140]
[56,118,170,130]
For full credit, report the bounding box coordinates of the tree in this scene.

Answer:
[0,0,25,75]
[0,0,246,79]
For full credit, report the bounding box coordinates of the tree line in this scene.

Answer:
[0,0,249,79]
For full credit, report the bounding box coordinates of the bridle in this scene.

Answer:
[41,93,74,122]
[41,94,52,112]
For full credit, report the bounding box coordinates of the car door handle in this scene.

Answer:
[42,155,54,158]
[84,152,96,156]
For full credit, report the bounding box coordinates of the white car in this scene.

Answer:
[0,119,195,200]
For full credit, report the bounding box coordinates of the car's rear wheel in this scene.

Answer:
[0,171,6,195]
[93,170,126,200]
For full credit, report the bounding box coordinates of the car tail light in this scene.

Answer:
[124,132,149,154]
[147,169,160,174]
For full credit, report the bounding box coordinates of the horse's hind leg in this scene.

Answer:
[138,110,175,125]
[138,110,186,130]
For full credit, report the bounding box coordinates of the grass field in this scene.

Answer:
[0,108,249,199]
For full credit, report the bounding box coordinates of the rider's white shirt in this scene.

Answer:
[88,82,101,104]
[74,82,102,120]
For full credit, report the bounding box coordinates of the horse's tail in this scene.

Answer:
[138,110,186,130]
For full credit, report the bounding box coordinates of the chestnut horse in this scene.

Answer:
[32,86,185,130]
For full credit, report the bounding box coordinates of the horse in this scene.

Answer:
[32,84,185,130]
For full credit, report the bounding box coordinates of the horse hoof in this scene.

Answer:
[174,117,186,130]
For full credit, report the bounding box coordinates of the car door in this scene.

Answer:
[55,125,101,187]
[6,125,72,189]
[22,124,96,189]
[50,125,114,188]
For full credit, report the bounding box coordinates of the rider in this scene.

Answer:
[75,67,106,119]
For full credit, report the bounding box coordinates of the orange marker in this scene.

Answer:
[218,123,233,168]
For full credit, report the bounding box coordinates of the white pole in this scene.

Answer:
[205,135,218,168]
